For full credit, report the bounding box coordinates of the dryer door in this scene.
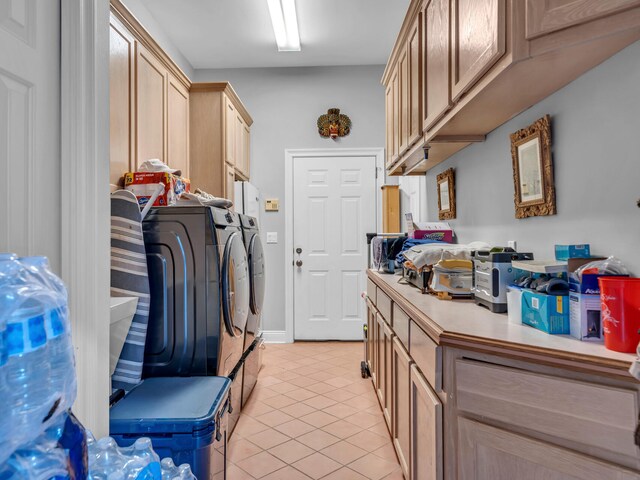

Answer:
[248,233,266,315]
[221,232,250,337]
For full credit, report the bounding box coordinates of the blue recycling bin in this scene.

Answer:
[110,377,231,479]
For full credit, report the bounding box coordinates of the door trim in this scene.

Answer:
[283,148,385,344]
[61,0,111,437]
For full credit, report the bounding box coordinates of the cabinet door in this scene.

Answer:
[224,96,236,167]
[451,0,506,101]
[235,113,245,177]
[458,418,639,480]
[366,304,375,375]
[407,16,422,146]
[136,43,167,166]
[423,0,452,130]
[167,75,189,177]
[243,123,250,179]
[385,84,394,168]
[109,15,135,186]
[525,0,640,39]
[391,67,400,163]
[393,337,412,478]
[224,163,235,207]
[398,48,409,154]
[410,364,442,480]
[370,306,378,388]
[376,313,385,406]
[383,321,394,431]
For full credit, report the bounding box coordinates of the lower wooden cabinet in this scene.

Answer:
[383,321,394,431]
[392,336,412,478]
[410,363,443,480]
[376,314,386,407]
[366,303,376,381]
[457,418,639,480]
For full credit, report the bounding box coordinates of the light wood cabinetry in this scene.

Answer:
[383,0,640,175]
[381,185,400,233]
[392,337,412,478]
[367,270,640,480]
[385,84,394,168]
[189,83,253,202]
[411,364,443,480]
[167,75,189,177]
[391,67,400,166]
[109,15,135,186]
[109,1,191,186]
[422,0,451,131]
[458,418,639,480]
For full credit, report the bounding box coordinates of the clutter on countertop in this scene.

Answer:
[124,172,190,207]
[402,241,491,270]
[555,244,591,260]
[176,188,233,208]
[511,259,568,274]
[599,277,640,353]
[406,216,454,242]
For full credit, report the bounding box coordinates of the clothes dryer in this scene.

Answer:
[239,214,265,407]
[141,206,249,434]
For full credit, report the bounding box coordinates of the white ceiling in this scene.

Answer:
[138,0,410,69]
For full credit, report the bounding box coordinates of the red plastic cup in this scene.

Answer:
[598,277,640,353]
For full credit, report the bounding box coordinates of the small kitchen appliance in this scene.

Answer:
[472,249,534,313]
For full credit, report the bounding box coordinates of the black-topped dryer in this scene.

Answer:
[239,214,265,407]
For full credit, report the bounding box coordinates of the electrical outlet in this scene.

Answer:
[508,240,517,250]
[266,232,278,244]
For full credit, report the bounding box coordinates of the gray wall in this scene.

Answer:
[195,66,386,332]
[121,0,195,79]
[426,40,640,274]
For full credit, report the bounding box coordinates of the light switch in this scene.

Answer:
[265,199,279,211]
[266,232,278,244]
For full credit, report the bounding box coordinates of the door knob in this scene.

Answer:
[296,247,302,254]
[296,260,303,267]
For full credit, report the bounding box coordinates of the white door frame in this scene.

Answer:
[282,148,384,344]
[61,0,111,437]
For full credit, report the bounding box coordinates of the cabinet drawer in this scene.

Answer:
[367,278,377,304]
[455,359,640,462]
[377,288,392,325]
[392,304,409,350]
[409,320,441,392]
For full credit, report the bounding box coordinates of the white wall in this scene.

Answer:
[426,40,640,274]
[398,176,428,232]
[195,66,386,332]
[121,0,195,79]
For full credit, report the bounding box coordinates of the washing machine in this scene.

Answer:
[141,206,249,434]
[239,215,266,408]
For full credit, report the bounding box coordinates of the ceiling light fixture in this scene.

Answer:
[267,0,301,52]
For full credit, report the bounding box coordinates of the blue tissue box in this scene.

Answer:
[521,290,569,334]
[555,244,590,261]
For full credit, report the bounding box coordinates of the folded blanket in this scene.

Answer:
[402,241,491,269]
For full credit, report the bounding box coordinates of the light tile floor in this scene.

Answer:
[223,342,403,480]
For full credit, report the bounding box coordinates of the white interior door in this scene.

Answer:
[293,154,377,340]
[0,0,61,271]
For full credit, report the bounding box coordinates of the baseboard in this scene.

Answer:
[261,330,290,344]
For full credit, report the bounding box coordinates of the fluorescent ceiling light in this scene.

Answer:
[267,0,301,52]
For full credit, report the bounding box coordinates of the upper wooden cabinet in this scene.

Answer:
[109,1,191,186]
[422,0,451,131]
[451,0,506,101]
[383,0,640,175]
[190,83,253,200]
[167,75,189,177]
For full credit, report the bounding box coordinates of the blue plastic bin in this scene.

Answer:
[110,377,231,479]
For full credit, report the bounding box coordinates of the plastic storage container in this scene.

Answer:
[506,286,523,324]
[598,277,640,353]
[110,377,231,480]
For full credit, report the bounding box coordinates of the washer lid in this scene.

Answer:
[248,233,266,315]
[222,232,250,337]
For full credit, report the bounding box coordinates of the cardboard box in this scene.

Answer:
[521,290,569,334]
[569,292,603,342]
[124,172,190,207]
[555,244,590,261]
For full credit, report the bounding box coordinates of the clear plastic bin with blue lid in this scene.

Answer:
[110,376,231,480]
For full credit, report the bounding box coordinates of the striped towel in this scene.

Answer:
[110,190,150,392]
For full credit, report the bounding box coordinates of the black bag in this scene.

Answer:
[372,236,406,274]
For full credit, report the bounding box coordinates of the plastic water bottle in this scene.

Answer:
[91,437,126,480]
[174,464,195,480]
[129,438,161,480]
[160,458,178,480]
[19,256,77,416]
[0,428,71,480]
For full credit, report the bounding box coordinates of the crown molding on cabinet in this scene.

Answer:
[381,0,423,86]
[190,82,254,126]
